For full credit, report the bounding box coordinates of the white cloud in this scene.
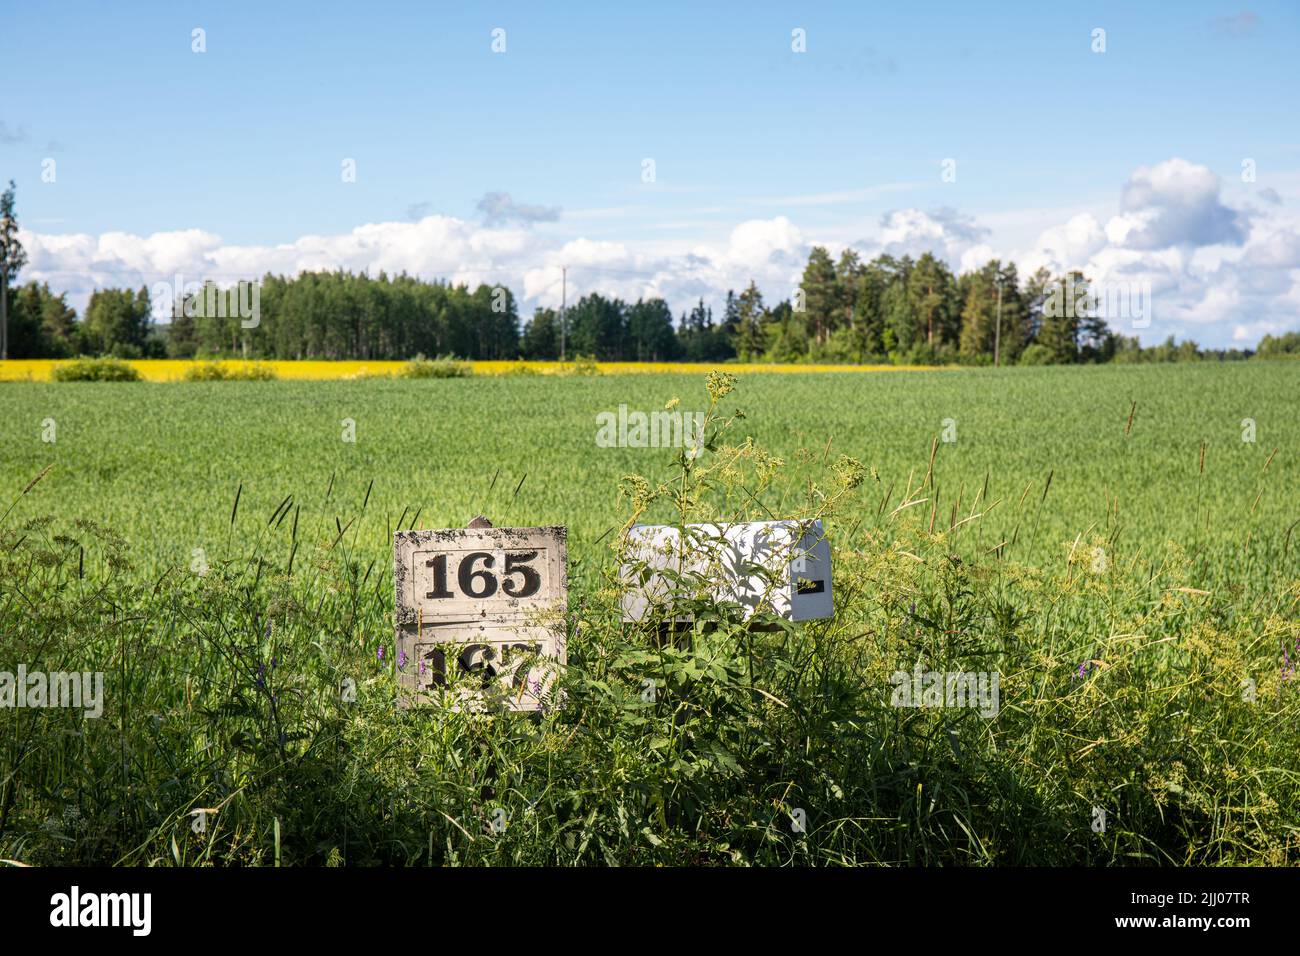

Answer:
[870,207,989,263]
[1109,158,1248,250]
[1022,213,1107,275]
[959,244,996,274]
[716,216,805,269]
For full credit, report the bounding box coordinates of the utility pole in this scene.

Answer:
[559,265,567,361]
[994,277,1004,368]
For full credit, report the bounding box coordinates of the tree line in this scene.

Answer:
[6,260,1286,366]
[2,182,1294,365]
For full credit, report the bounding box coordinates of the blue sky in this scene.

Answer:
[5,1,1299,346]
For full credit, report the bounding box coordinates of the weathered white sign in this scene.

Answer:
[394,525,567,711]
[620,519,832,623]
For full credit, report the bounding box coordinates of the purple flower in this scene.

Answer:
[398,649,408,670]
[377,645,385,663]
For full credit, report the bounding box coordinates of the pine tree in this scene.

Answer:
[627,298,678,361]
[521,307,559,359]
[0,180,29,361]
[883,256,916,353]
[677,298,732,361]
[907,253,957,348]
[959,260,1025,363]
[1036,272,1084,363]
[1022,266,1052,345]
[854,258,892,358]
[765,299,807,362]
[800,246,837,345]
[834,248,862,336]
[734,281,768,360]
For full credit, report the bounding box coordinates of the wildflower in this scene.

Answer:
[833,454,867,490]
[618,474,654,509]
[398,649,408,670]
[377,646,385,663]
[706,370,736,402]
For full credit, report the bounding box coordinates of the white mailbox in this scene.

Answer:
[620,519,832,623]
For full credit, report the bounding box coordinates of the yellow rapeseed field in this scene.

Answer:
[0,358,940,382]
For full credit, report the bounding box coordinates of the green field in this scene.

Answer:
[1,362,1298,865]
[4,362,1296,573]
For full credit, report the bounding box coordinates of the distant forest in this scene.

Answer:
[5,250,1299,366]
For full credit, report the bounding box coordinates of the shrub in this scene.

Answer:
[400,354,473,379]
[807,329,859,364]
[1255,331,1300,359]
[901,342,958,366]
[555,354,601,376]
[1017,343,1056,366]
[51,356,141,382]
[182,362,278,381]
